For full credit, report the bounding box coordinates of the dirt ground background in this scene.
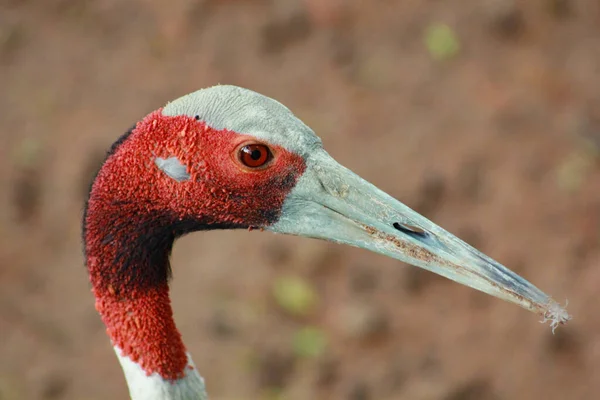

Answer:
[1,0,599,399]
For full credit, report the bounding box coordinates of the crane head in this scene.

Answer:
[88,85,570,331]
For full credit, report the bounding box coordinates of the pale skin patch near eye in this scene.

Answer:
[154,156,191,182]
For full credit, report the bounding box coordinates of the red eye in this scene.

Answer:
[239,144,271,168]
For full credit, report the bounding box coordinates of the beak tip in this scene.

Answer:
[540,299,571,333]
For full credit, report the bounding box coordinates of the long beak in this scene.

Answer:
[268,150,570,329]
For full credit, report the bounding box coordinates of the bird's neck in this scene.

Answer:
[84,194,209,399]
[115,341,206,400]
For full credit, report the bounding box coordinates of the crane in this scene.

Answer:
[83,85,570,400]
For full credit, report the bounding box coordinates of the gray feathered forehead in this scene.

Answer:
[162,85,322,157]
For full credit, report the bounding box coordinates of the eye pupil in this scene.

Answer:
[251,149,262,160]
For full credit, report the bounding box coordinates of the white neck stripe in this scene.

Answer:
[114,346,207,400]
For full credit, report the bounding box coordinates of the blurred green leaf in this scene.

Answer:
[579,137,600,159]
[424,23,460,61]
[12,137,42,169]
[272,276,318,317]
[261,387,284,400]
[0,374,22,399]
[556,150,595,193]
[240,348,259,372]
[559,135,600,194]
[292,326,327,358]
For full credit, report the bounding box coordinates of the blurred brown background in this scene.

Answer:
[1,0,599,399]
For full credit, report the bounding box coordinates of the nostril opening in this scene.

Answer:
[393,222,428,238]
